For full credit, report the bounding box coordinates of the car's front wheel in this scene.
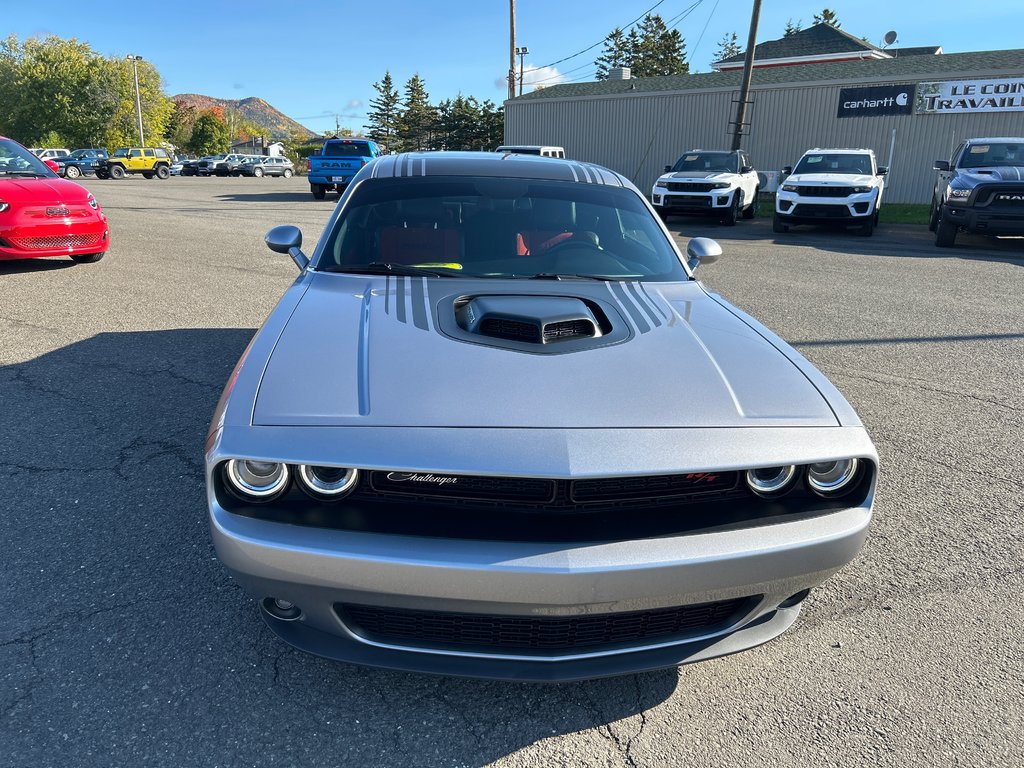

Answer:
[772,214,789,233]
[253,167,264,177]
[109,165,125,180]
[65,165,81,179]
[283,168,293,178]
[935,214,958,247]
[155,164,170,180]
[928,202,939,232]
[858,216,874,237]
[722,195,740,226]
[70,252,105,264]
[742,187,759,219]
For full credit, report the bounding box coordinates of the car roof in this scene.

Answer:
[367,151,627,186]
[804,148,875,155]
[965,137,1024,143]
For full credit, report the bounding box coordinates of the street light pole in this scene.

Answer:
[516,46,529,96]
[508,0,516,101]
[126,54,145,146]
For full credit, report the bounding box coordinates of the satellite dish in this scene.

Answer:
[883,30,898,46]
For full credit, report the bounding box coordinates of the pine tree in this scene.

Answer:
[595,28,631,80]
[398,74,432,150]
[364,71,401,152]
[630,14,687,77]
[784,19,803,37]
[812,9,840,27]
[713,32,742,63]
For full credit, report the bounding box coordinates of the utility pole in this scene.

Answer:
[508,0,516,101]
[126,54,145,146]
[730,0,761,151]
[516,46,529,96]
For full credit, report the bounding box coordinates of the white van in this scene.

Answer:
[496,145,566,159]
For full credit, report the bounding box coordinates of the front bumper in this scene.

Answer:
[941,203,1024,236]
[776,191,875,223]
[652,188,736,215]
[0,217,109,260]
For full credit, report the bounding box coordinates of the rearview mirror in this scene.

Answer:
[686,237,722,271]
[933,160,950,171]
[740,165,754,174]
[265,225,309,271]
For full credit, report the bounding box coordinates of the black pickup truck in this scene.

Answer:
[930,137,1024,247]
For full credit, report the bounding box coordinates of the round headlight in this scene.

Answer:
[745,465,797,497]
[296,465,359,499]
[807,459,860,496]
[224,459,290,501]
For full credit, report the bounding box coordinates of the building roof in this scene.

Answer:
[714,23,888,67]
[513,48,1024,102]
[889,46,943,57]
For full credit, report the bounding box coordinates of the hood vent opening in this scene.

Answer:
[456,295,608,345]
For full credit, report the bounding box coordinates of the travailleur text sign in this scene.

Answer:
[917,78,1024,114]
[837,84,915,118]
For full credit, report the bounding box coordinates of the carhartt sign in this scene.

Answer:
[917,78,1024,114]
[837,84,916,118]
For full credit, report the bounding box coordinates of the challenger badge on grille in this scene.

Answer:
[45,206,70,217]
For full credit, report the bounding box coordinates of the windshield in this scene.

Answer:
[316,176,688,282]
[112,148,128,157]
[0,138,57,177]
[68,149,92,159]
[671,152,738,173]
[794,153,872,175]
[959,143,1024,168]
[324,142,372,157]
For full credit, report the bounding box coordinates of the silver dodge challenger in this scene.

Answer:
[206,152,877,681]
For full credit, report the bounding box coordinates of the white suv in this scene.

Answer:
[774,148,886,236]
[651,149,759,225]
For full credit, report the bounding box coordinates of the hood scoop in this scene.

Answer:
[457,295,602,344]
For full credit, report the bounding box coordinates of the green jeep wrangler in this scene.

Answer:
[96,147,172,180]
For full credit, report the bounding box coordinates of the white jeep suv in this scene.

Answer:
[651,149,759,225]
[774,148,886,236]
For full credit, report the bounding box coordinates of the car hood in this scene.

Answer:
[956,166,1024,183]
[785,173,875,186]
[659,171,737,182]
[252,275,837,429]
[0,177,92,204]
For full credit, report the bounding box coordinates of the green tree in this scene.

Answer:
[630,14,687,77]
[813,9,840,27]
[398,73,432,150]
[188,110,230,155]
[364,71,401,151]
[713,32,741,63]
[595,28,630,80]
[477,100,504,150]
[784,19,803,37]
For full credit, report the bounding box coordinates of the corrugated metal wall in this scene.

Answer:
[506,73,1024,204]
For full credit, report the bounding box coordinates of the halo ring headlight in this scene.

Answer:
[807,459,860,496]
[297,465,359,499]
[745,465,797,497]
[225,459,290,501]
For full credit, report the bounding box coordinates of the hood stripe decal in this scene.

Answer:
[607,282,650,333]
[395,277,408,323]
[357,286,372,415]
[625,282,663,328]
[640,284,670,321]
[410,277,429,330]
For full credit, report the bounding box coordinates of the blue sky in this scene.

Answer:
[8,0,1023,134]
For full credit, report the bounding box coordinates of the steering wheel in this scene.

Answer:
[541,237,603,257]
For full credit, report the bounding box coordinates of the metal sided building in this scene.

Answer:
[504,49,1024,203]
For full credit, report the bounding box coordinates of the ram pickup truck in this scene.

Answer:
[930,137,1024,247]
[307,138,382,199]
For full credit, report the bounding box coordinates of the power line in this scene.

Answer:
[522,0,668,74]
[688,0,720,65]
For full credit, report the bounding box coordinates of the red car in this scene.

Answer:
[0,136,109,264]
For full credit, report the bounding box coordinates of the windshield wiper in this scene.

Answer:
[320,262,460,278]
[525,272,624,281]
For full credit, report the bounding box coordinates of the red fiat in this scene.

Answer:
[0,136,109,264]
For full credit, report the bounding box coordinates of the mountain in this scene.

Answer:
[173,94,317,139]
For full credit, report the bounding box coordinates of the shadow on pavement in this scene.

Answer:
[1,329,678,767]
[217,191,340,204]
[0,256,82,275]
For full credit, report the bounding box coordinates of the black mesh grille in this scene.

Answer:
[979,186,1024,207]
[667,182,717,192]
[339,597,756,653]
[543,319,595,341]
[572,472,737,502]
[792,204,851,218]
[479,317,540,343]
[796,186,855,197]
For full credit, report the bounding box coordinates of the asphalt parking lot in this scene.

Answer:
[2,176,1022,768]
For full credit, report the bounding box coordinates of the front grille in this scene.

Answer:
[479,317,540,343]
[666,196,712,208]
[366,471,740,508]
[339,597,756,654]
[543,319,595,341]
[9,233,102,250]
[667,182,716,192]
[796,186,855,197]
[792,204,850,218]
[976,186,1024,207]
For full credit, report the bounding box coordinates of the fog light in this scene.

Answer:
[296,465,359,499]
[807,458,860,497]
[263,597,302,621]
[745,465,797,497]
[224,459,290,502]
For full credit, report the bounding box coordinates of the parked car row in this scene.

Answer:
[180,153,295,178]
[650,138,1024,247]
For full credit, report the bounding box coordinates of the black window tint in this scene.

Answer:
[324,142,372,157]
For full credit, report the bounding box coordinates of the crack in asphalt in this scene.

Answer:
[834,367,1023,414]
[576,681,649,768]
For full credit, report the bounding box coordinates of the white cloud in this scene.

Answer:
[522,64,566,91]
[346,99,363,110]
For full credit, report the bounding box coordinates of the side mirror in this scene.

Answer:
[933,160,950,171]
[877,166,888,176]
[265,225,309,271]
[44,159,60,173]
[740,165,754,174]
[664,165,672,173]
[781,165,792,176]
[686,237,722,271]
